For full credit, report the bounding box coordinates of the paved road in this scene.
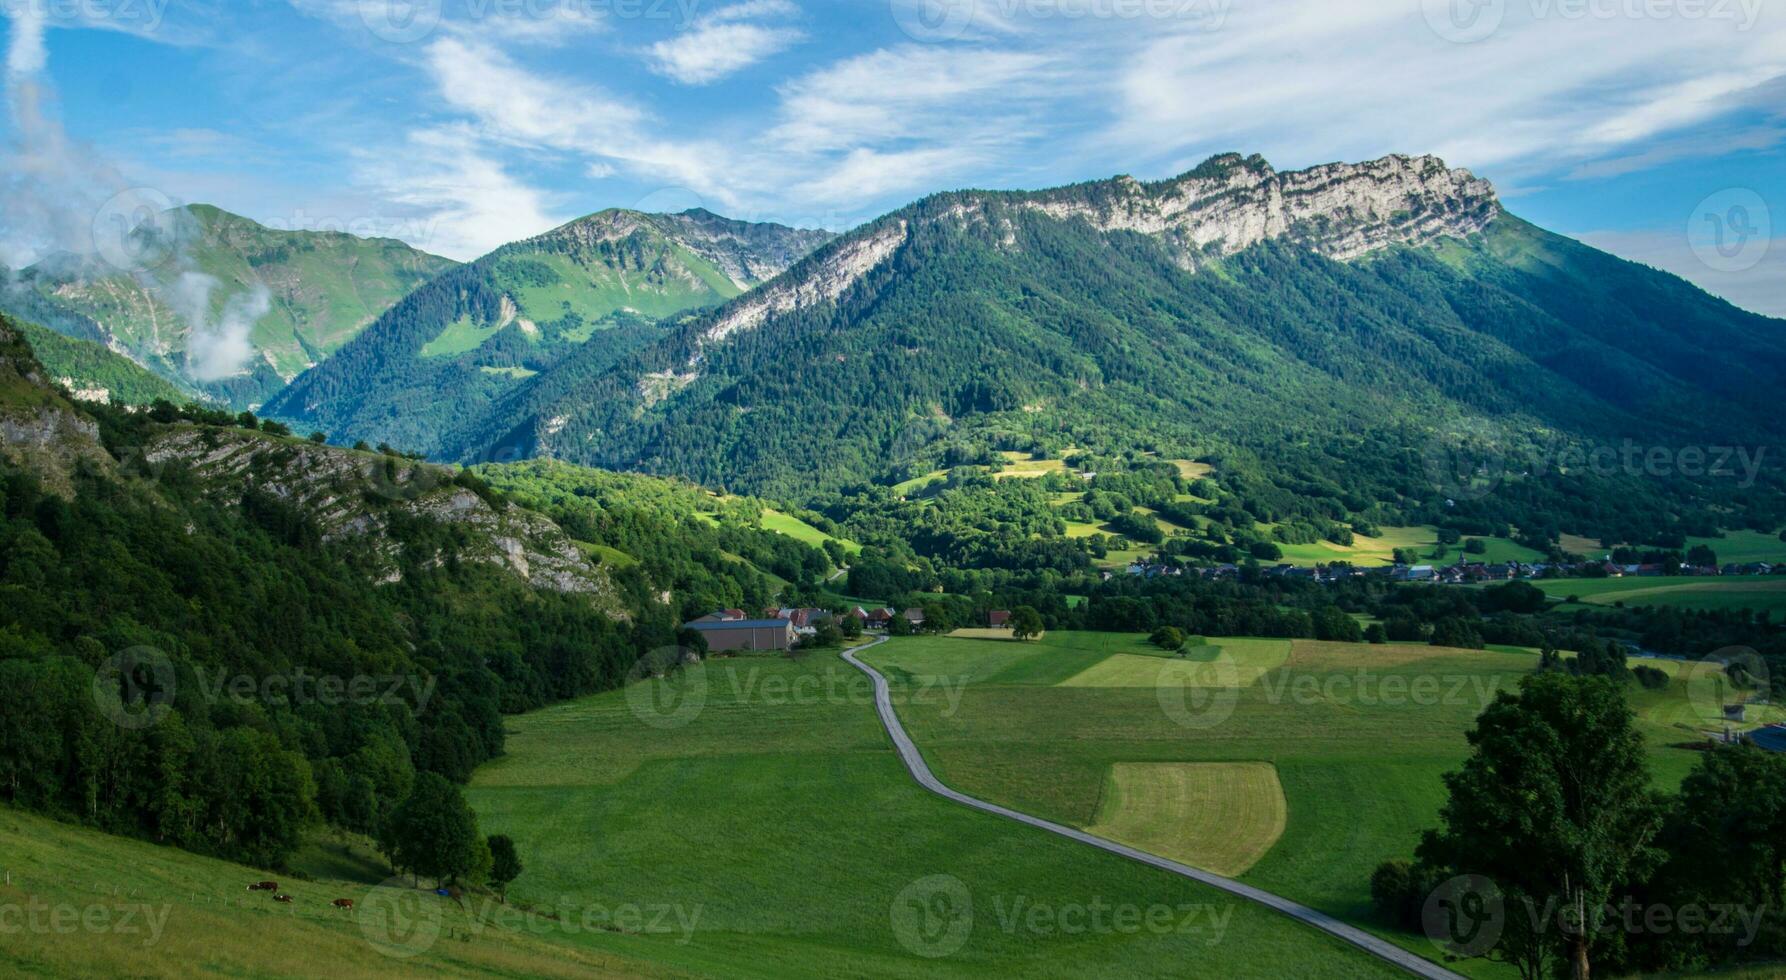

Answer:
[841,637,1467,980]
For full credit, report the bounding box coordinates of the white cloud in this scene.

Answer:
[425,36,646,150]
[4,6,45,75]
[356,125,563,260]
[646,0,803,84]
[1106,0,1786,179]
[771,45,1053,152]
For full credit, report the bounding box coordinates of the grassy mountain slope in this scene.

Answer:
[261,208,834,455]
[4,205,456,408]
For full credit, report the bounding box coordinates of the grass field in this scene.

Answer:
[1525,575,1786,615]
[1562,529,1786,565]
[1276,526,1543,568]
[1086,763,1287,876]
[464,654,1409,978]
[865,632,1744,979]
[760,508,861,555]
[0,806,677,978]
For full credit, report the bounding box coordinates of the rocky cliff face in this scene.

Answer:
[649,152,1497,374]
[141,427,626,614]
[1022,153,1498,266]
[0,316,112,497]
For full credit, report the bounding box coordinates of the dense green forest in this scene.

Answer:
[0,316,841,870]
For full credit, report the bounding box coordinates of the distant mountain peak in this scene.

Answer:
[523,206,835,291]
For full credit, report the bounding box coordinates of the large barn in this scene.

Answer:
[686,617,797,652]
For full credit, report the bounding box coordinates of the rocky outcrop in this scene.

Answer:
[142,427,626,616]
[700,220,908,348]
[0,317,113,496]
[1022,153,1498,268]
[671,153,1497,363]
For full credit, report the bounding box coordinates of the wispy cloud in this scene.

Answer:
[1106,0,1786,181]
[647,0,803,84]
[355,125,563,260]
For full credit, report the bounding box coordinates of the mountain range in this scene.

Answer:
[254,152,1784,510]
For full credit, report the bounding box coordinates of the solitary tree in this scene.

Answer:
[487,834,523,903]
[1010,606,1045,642]
[1416,673,1665,980]
[380,773,488,886]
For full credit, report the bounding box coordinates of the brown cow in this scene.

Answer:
[247,881,279,892]
[332,899,355,912]
[272,894,294,904]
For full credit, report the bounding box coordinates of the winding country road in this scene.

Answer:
[841,637,1467,980]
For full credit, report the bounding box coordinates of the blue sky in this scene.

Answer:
[2,0,1782,314]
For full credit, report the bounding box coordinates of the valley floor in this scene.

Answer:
[2,632,1772,978]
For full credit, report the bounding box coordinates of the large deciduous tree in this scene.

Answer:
[1416,673,1665,980]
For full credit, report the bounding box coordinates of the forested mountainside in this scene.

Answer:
[9,316,190,406]
[0,314,841,869]
[1,204,455,408]
[392,156,1784,544]
[261,208,834,454]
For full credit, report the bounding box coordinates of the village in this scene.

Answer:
[685,606,1016,652]
[1114,557,1783,586]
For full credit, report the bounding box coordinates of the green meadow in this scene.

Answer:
[0,637,1756,978]
[864,632,1742,978]
[1522,575,1786,615]
[464,652,1408,978]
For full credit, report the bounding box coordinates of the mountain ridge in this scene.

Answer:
[416,152,1782,514]
[261,206,836,454]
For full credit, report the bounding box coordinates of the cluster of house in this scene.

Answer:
[684,604,1014,652]
[1107,558,1784,587]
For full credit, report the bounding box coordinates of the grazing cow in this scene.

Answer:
[332,899,355,912]
[247,881,278,892]
[272,894,294,904]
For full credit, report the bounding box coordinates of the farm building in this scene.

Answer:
[685,617,797,652]
[988,610,1011,628]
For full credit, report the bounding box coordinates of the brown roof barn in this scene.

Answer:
[685,617,796,652]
